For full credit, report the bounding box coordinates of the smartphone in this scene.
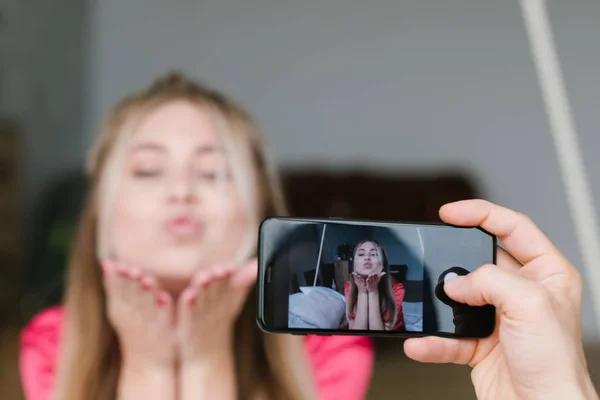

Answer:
[256,217,497,338]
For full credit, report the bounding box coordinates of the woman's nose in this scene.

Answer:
[169,174,197,204]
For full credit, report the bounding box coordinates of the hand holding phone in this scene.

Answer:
[403,200,597,400]
[256,199,597,400]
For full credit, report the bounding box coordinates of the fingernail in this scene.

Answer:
[129,266,141,279]
[100,260,114,276]
[444,275,464,290]
[140,278,151,290]
[201,274,212,286]
[156,292,168,306]
[187,290,198,304]
[444,272,459,283]
[116,264,127,275]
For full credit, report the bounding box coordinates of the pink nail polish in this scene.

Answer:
[128,267,140,279]
[100,260,115,276]
[199,275,211,286]
[187,289,198,304]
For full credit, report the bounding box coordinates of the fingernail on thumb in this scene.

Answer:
[444,275,464,291]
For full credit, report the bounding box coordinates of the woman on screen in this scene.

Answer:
[343,240,405,331]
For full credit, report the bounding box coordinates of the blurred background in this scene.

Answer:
[0,1,599,398]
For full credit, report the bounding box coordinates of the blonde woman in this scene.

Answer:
[19,73,374,400]
[344,240,404,331]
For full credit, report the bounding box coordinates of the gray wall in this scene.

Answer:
[299,223,369,287]
[261,218,300,264]
[0,0,88,235]
[319,223,369,265]
[548,1,600,210]
[370,225,424,281]
[83,0,600,340]
[262,220,329,288]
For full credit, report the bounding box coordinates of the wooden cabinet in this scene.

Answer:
[0,118,23,323]
[280,170,479,221]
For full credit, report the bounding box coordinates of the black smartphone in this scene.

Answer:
[256,217,497,338]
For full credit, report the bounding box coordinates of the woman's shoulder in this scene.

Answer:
[392,278,406,297]
[21,305,65,345]
[304,334,374,371]
[304,334,372,354]
[20,306,65,400]
[390,277,405,289]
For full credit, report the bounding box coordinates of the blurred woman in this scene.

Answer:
[19,72,374,400]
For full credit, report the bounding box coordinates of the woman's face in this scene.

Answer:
[354,241,383,275]
[107,100,249,289]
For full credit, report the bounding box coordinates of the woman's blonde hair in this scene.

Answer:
[53,72,316,400]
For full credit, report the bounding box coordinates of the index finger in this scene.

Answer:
[439,199,558,265]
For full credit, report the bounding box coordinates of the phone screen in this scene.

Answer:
[257,217,497,338]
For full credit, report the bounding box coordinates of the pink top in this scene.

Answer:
[343,277,406,331]
[20,306,374,400]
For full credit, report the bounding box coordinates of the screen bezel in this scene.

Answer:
[256,216,498,339]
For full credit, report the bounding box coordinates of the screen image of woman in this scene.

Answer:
[343,240,405,331]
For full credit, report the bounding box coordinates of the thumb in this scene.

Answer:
[379,272,386,278]
[404,336,478,366]
[443,264,544,312]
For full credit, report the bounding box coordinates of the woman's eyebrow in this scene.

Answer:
[195,144,222,155]
[130,143,166,153]
[128,143,223,155]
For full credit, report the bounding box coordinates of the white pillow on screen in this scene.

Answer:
[299,286,346,302]
[289,286,346,329]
